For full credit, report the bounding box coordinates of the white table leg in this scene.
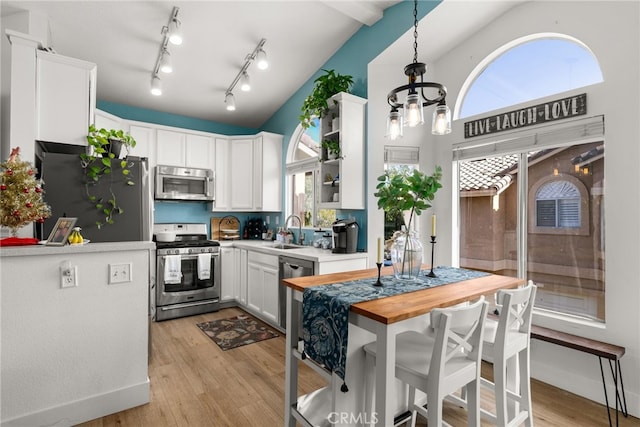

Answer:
[374,323,396,426]
[284,288,299,426]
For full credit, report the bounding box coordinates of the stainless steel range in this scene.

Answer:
[152,223,220,321]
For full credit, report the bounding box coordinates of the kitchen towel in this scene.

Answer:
[197,253,211,280]
[164,255,182,284]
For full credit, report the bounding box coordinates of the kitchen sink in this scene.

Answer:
[273,243,309,250]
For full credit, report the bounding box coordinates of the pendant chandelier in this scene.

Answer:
[385,0,451,139]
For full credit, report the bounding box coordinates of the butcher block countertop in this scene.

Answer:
[282,265,525,324]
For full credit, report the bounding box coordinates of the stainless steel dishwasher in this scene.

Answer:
[279,256,315,330]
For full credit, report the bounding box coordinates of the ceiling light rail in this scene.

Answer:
[385,0,451,139]
[150,6,182,96]
[225,38,268,111]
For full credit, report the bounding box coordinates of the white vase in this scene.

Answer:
[391,230,423,280]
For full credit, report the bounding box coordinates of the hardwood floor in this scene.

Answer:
[79,307,638,426]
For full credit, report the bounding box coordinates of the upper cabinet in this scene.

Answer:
[212,133,282,212]
[36,50,96,146]
[318,92,367,210]
[156,128,214,169]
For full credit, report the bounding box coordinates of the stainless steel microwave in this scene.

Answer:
[155,165,214,201]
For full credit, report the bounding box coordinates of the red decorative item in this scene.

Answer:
[6,169,12,176]
[23,187,29,193]
[28,169,34,175]
[35,187,41,193]
[1,184,6,190]
[26,202,33,208]
[0,237,40,246]
[12,210,20,217]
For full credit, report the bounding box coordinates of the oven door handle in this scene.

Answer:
[161,252,220,260]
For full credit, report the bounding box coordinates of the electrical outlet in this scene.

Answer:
[61,265,78,288]
[109,263,132,284]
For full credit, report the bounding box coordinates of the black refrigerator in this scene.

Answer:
[35,141,153,243]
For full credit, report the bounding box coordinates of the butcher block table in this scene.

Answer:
[282,265,525,427]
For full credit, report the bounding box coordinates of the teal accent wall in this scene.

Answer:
[97,100,257,135]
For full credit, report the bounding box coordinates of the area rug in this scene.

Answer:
[196,314,279,351]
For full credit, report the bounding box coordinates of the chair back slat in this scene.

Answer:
[430,297,489,380]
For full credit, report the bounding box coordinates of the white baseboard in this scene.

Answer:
[1,379,150,427]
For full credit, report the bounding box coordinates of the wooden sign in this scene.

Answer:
[464,93,587,138]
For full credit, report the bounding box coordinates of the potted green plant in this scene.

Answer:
[80,124,137,229]
[374,166,443,279]
[320,139,341,161]
[299,69,353,129]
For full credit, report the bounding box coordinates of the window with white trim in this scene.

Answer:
[286,119,335,228]
[535,181,580,228]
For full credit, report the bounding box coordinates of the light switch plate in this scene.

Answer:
[109,263,132,284]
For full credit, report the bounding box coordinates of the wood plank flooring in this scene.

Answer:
[78,307,639,426]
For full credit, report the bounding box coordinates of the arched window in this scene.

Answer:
[286,119,336,228]
[458,35,603,119]
[535,180,580,228]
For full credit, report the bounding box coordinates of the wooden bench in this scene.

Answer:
[530,325,628,427]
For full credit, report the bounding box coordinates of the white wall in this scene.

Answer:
[0,243,153,426]
[368,0,640,417]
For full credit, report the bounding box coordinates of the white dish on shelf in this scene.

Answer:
[69,240,90,246]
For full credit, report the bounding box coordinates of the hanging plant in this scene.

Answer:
[80,125,137,229]
[299,69,353,129]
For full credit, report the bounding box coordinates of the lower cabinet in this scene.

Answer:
[220,247,247,306]
[246,251,279,325]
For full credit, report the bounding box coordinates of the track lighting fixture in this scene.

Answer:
[150,6,182,96]
[159,49,172,73]
[240,71,251,92]
[224,38,268,111]
[168,10,183,46]
[225,92,236,111]
[151,75,162,96]
[385,0,451,138]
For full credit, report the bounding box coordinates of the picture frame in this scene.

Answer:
[45,217,77,246]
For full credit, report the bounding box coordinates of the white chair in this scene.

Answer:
[449,281,537,427]
[363,297,489,427]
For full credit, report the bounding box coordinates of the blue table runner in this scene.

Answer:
[301,266,490,386]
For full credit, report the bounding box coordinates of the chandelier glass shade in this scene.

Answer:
[385,0,451,137]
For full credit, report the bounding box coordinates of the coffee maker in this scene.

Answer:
[332,219,358,253]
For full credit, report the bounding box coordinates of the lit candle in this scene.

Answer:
[431,214,436,237]
[377,237,382,264]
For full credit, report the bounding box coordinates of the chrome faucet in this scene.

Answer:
[284,214,304,245]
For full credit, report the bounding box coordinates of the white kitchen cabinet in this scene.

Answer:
[128,123,156,167]
[155,129,185,166]
[237,248,248,306]
[213,138,231,210]
[255,132,283,212]
[212,134,282,212]
[156,128,214,169]
[36,50,96,146]
[220,246,247,306]
[95,109,123,132]
[246,251,279,325]
[220,246,236,302]
[318,92,367,210]
[230,138,254,209]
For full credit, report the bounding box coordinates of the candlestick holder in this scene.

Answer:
[426,235,437,278]
[374,262,383,286]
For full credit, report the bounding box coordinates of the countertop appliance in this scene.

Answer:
[35,141,152,242]
[278,256,315,330]
[155,165,214,201]
[331,219,358,254]
[153,223,221,321]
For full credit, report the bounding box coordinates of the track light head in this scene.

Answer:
[159,49,172,73]
[168,18,182,45]
[150,75,162,96]
[225,92,236,111]
[240,71,251,92]
[256,48,268,70]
